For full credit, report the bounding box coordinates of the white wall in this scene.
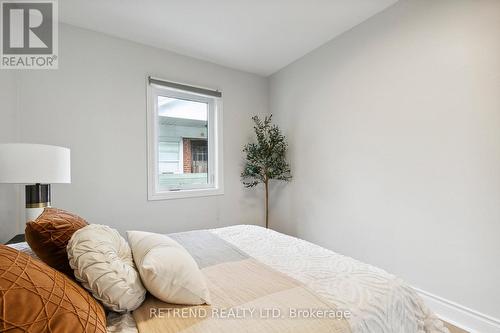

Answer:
[270,0,500,320]
[0,72,20,242]
[11,24,268,236]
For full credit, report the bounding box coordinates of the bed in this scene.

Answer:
[8,225,448,333]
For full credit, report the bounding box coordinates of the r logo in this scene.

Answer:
[2,2,53,54]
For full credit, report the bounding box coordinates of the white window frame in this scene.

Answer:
[147,78,224,200]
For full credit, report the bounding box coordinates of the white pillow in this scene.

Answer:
[127,230,210,305]
[67,224,146,312]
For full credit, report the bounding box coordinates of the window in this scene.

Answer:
[147,77,223,200]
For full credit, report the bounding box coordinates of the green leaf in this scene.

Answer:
[241,114,292,186]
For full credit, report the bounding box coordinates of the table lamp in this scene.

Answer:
[0,143,71,222]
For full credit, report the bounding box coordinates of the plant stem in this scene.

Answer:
[265,178,269,229]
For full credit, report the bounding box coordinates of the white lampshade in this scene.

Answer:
[0,143,71,184]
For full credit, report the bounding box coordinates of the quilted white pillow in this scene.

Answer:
[127,230,210,305]
[67,224,146,312]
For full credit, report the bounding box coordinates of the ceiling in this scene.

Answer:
[60,0,398,76]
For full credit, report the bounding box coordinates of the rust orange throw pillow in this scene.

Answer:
[25,208,88,276]
[0,245,106,332]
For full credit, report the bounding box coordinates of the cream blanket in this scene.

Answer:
[134,256,351,333]
[211,225,448,333]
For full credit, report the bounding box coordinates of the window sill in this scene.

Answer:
[148,187,224,201]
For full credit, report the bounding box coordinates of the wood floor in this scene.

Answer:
[444,321,468,333]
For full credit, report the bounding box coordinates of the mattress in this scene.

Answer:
[9,225,448,333]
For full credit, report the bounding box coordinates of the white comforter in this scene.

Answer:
[9,225,447,333]
[212,225,447,333]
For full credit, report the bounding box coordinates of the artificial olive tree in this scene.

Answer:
[241,115,292,228]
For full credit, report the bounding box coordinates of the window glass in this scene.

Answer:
[156,93,210,191]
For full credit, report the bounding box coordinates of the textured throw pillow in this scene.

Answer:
[127,230,210,305]
[25,207,87,276]
[0,244,106,333]
[67,224,146,312]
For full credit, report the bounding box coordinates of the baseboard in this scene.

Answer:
[413,287,500,333]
